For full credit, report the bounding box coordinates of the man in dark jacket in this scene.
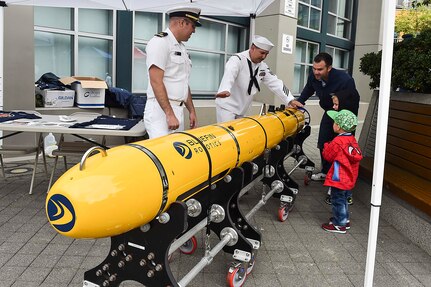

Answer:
[332,89,359,117]
[290,52,360,181]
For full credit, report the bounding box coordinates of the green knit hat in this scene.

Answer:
[327,109,357,132]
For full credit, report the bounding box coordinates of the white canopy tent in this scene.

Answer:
[0,0,274,108]
[4,0,274,16]
[0,0,399,285]
[5,0,275,41]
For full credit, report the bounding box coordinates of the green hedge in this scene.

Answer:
[359,28,431,93]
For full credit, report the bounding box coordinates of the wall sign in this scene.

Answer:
[281,34,293,54]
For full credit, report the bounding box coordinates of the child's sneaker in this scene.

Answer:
[311,172,326,181]
[325,195,331,205]
[347,197,353,205]
[329,217,350,230]
[322,223,346,234]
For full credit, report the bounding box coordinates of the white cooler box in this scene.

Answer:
[61,76,107,108]
[36,88,75,108]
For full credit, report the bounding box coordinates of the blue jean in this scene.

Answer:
[330,187,349,226]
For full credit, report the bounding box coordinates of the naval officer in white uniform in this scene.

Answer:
[215,35,302,122]
[144,6,201,138]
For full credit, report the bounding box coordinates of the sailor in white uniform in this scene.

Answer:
[144,6,201,138]
[215,35,302,123]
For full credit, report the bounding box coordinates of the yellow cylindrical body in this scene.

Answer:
[46,109,305,239]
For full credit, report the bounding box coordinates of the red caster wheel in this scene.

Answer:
[304,171,312,185]
[227,264,247,287]
[246,254,256,275]
[179,236,197,255]
[278,205,289,222]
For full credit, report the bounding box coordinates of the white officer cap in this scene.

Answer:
[252,35,274,51]
[167,6,202,27]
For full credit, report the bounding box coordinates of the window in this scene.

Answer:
[35,32,73,80]
[34,7,115,82]
[227,26,247,54]
[132,12,163,92]
[295,0,356,96]
[293,40,319,94]
[327,0,353,39]
[189,51,225,93]
[133,12,247,96]
[325,46,349,71]
[297,0,322,31]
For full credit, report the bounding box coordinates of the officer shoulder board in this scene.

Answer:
[155,32,168,37]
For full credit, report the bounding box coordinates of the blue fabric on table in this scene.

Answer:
[69,115,140,131]
[0,111,42,123]
[35,72,68,90]
[105,87,146,119]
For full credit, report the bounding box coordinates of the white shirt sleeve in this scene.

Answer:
[146,37,169,71]
[217,55,242,93]
[261,63,294,105]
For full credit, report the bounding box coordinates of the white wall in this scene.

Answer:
[4,6,36,145]
[4,6,34,111]
[352,0,383,103]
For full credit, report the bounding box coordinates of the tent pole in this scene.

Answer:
[364,0,396,286]
[249,13,256,45]
[0,1,5,143]
[0,1,5,110]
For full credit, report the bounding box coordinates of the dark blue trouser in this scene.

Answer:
[330,187,349,226]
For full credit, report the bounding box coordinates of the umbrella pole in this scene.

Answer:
[364,0,396,286]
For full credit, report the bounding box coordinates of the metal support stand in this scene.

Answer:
[82,128,314,287]
[83,202,188,287]
[178,228,238,287]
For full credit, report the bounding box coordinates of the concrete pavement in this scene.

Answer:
[0,126,430,287]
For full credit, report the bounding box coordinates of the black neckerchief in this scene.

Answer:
[247,59,260,95]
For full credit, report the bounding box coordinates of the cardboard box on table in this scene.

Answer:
[35,87,75,108]
[60,76,107,109]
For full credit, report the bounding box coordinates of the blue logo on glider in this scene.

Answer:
[47,194,76,233]
[173,141,192,159]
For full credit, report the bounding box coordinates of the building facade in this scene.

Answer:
[2,0,385,126]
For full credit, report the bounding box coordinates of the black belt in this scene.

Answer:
[169,100,184,106]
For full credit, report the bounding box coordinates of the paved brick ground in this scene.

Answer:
[1,125,430,287]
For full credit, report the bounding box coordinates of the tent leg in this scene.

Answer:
[249,14,256,45]
[364,205,380,287]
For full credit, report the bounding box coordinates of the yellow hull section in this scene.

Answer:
[46,109,305,239]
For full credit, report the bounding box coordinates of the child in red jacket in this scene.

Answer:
[321,109,363,234]
[325,89,360,205]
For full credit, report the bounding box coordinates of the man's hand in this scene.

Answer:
[215,91,231,98]
[166,113,180,130]
[189,112,198,129]
[289,100,304,108]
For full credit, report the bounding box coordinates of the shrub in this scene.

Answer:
[359,51,382,90]
[359,28,431,93]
